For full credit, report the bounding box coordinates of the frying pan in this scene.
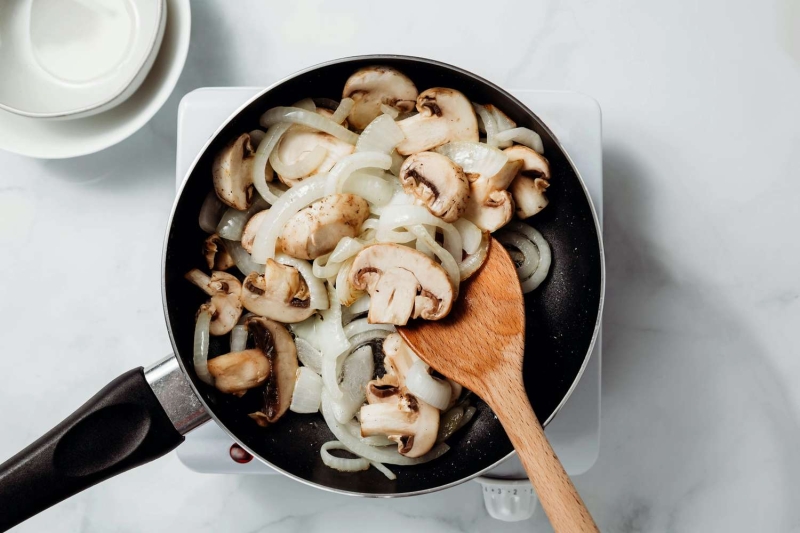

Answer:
[0,55,604,530]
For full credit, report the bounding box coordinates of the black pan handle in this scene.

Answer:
[0,356,208,531]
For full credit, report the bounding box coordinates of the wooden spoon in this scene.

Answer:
[398,238,599,533]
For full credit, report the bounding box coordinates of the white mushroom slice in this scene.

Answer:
[278,193,370,260]
[241,260,314,323]
[348,244,454,325]
[395,88,479,155]
[246,316,298,426]
[463,159,523,232]
[343,66,418,130]
[399,152,470,222]
[185,270,243,335]
[382,333,418,387]
[207,349,271,397]
[360,390,440,458]
[203,234,235,270]
[212,133,258,210]
[505,145,551,218]
[241,210,268,254]
[272,127,355,187]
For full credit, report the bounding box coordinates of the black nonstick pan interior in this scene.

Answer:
[163,55,603,496]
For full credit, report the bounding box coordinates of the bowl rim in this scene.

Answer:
[0,0,166,119]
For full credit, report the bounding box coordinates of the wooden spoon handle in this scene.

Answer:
[487,385,599,533]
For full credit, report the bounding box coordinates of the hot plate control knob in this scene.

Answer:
[475,477,537,522]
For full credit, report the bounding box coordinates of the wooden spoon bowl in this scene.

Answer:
[399,238,599,533]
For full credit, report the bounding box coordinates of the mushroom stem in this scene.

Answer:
[185,269,215,296]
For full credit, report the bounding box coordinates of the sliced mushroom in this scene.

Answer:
[246,316,298,426]
[343,66,418,130]
[399,151,470,222]
[278,193,370,260]
[207,349,271,397]
[273,127,355,187]
[241,210,268,254]
[213,133,258,210]
[382,332,418,386]
[505,145,551,218]
[203,234,235,270]
[348,244,454,325]
[185,269,243,335]
[463,159,523,232]
[360,389,440,458]
[395,88,479,155]
[241,260,314,323]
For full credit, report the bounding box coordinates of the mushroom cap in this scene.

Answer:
[395,88,479,156]
[505,145,551,218]
[343,66,418,130]
[241,210,269,254]
[241,260,314,323]
[185,269,243,335]
[360,391,440,458]
[213,133,257,210]
[399,151,470,222]
[348,243,454,325]
[207,349,271,396]
[246,316,298,426]
[463,159,522,232]
[203,234,235,271]
[278,193,370,260]
[274,127,355,187]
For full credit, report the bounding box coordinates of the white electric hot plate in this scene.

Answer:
[174,88,603,522]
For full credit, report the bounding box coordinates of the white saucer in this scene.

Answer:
[0,0,166,119]
[0,0,190,159]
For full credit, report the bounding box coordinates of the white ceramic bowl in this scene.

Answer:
[0,0,166,119]
[0,0,190,159]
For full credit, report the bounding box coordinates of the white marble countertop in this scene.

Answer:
[1,1,799,531]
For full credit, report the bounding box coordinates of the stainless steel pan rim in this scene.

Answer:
[161,54,606,498]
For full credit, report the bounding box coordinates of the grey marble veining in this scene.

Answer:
[1,0,799,531]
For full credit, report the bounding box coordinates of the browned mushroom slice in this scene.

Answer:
[247,317,298,426]
[212,133,258,210]
[463,159,523,232]
[207,349,271,397]
[399,151,470,222]
[360,390,440,458]
[348,244,454,325]
[505,145,551,218]
[395,88,479,155]
[185,269,243,335]
[343,66,418,130]
[241,260,314,323]
[203,234,235,270]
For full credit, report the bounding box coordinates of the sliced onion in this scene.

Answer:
[224,239,266,276]
[459,231,490,280]
[252,123,292,203]
[248,129,266,146]
[293,98,316,111]
[331,98,354,124]
[377,205,462,260]
[216,197,269,241]
[321,389,450,465]
[435,142,508,179]
[193,306,214,385]
[497,222,552,292]
[295,337,323,374]
[345,420,395,447]
[199,191,226,234]
[496,231,540,281]
[313,98,341,111]
[343,171,396,206]
[415,224,435,258]
[409,225,460,289]
[290,315,323,351]
[312,253,339,280]
[329,237,365,264]
[336,257,363,306]
[405,360,451,410]
[230,324,248,353]
[473,103,498,147]
[325,152,393,196]
[320,441,370,472]
[355,114,405,154]
[275,253,329,310]
[342,295,370,323]
[369,461,396,480]
[457,405,477,431]
[379,103,399,119]
[332,345,374,423]
[320,284,351,399]
[390,150,405,175]
[490,106,516,132]
[250,173,328,263]
[290,367,323,414]
[494,127,544,154]
[437,406,464,443]
[453,218,482,255]
[269,143,327,181]
[260,107,359,144]
[343,318,395,339]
